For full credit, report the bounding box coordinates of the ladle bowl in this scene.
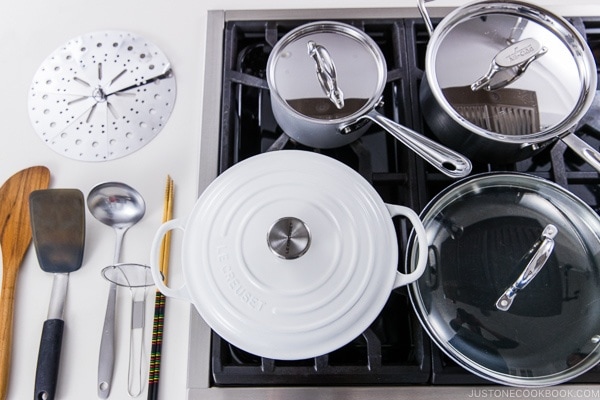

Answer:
[87,182,146,262]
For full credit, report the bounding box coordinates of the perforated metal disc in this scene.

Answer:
[28,31,176,161]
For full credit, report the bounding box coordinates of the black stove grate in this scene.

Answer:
[212,16,600,386]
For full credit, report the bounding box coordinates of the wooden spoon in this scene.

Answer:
[0,166,50,400]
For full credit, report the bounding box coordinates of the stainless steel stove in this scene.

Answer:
[190,6,600,400]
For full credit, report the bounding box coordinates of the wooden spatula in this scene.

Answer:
[0,166,50,400]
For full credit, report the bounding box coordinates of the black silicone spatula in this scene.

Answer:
[29,189,85,400]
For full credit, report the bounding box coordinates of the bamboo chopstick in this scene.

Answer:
[148,175,174,400]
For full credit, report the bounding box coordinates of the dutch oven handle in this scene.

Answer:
[386,204,429,288]
[150,218,191,301]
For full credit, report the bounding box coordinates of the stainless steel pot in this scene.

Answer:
[150,150,429,360]
[266,21,472,178]
[418,0,599,167]
[407,172,600,386]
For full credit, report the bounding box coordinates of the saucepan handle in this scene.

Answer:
[386,204,429,288]
[560,133,600,174]
[150,219,190,301]
[361,110,472,178]
[417,0,435,37]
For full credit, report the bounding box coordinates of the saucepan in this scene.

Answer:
[266,21,472,179]
[150,150,428,360]
[407,172,600,386]
[417,0,599,167]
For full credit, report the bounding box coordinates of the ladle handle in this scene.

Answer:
[361,110,472,178]
[113,227,127,265]
[97,283,117,398]
[150,219,190,301]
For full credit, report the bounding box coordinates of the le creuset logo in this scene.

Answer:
[217,245,266,311]
[468,388,600,398]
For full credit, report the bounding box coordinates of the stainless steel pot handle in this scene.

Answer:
[360,110,472,178]
[307,40,345,109]
[417,0,435,37]
[471,38,548,91]
[560,133,600,174]
[495,224,558,311]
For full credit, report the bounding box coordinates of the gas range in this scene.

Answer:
[191,6,600,400]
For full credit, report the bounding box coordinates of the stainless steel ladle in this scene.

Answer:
[87,182,146,399]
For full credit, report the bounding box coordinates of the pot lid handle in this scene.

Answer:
[471,38,548,92]
[308,40,345,109]
[495,224,558,311]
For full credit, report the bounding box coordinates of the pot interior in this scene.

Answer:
[409,173,600,386]
[426,2,597,141]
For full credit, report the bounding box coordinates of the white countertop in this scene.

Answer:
[1,1,598,400]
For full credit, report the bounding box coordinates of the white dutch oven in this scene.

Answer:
[150,150,427,360]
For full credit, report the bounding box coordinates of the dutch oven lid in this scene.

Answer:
[426,1,597,141]
[267,21,386,121]
[408,173,600,386]
[184,150,400,360]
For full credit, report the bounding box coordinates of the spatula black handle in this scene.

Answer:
[34,319,64,400]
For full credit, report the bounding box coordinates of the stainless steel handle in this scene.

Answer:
[97,283,117,398]
[361,110,472,178]
[561,133,600,174]
[471,38,548,92]
[307,40,345,109]
[495,224,558,311]
[127,293,147,397]
[417,0,435,37]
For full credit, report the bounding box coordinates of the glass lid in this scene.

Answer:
[267,21,386,121]
[426,2,596,140]
[409,173,600,386]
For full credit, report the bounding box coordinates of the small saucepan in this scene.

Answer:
[407,173,600,386]
[150,150,428,360]
[417,0,599,167]
[266,21,472,179]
